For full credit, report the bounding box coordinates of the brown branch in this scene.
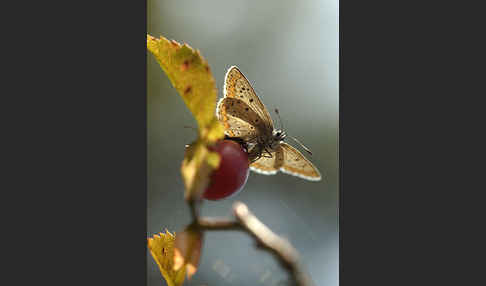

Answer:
[188,199,199,221]
[195,201,315,286]
[197,217,242,231]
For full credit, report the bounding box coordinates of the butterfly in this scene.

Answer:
[216,66,322,181]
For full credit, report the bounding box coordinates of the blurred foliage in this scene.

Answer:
[173,224,203,280]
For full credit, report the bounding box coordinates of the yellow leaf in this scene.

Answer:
[147,34,224,200]
[147,34,221,137]
[202,117,225,144]
[181,141,220,200]
[148,230,186,286]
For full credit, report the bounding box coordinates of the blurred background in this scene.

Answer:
[147,0,338,285]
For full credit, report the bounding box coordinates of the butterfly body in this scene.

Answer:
[216,66,322,181]
[249,129,286,161]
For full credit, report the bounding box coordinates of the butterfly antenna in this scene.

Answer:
[274,108,284,130]
[275,108,312,155]
[289,135,313,156]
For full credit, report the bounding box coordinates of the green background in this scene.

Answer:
[147,0,338,285]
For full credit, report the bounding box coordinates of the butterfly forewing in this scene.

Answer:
[223,66,274,132]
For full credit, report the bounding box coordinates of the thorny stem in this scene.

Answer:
[194,201,315,286]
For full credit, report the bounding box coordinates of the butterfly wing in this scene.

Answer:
[216,97,262,141]
[223,66,274,132]
[249,148,284,175]
[279,142,322,181]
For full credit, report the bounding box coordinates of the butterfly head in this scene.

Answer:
[272,129,287,141]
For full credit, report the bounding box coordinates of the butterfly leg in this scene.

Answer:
[224,135,250,153]
[248,144,265,163]
[249,149,263,163]
[249,156,260,164]
[262,147,273,158]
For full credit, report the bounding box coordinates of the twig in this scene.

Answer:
[197,217,242,231]
[188,198,200,221]
[195,201,315,286]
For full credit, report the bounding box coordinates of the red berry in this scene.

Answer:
[203,140,250,200]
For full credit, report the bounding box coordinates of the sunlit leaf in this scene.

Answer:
[146,34,222,138]
[148,230,186,286]
[147,34,224,201]
[173,224,203,280]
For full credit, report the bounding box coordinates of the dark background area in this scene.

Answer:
[147,0,339,285]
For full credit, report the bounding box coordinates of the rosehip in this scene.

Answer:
[203,140,250,200]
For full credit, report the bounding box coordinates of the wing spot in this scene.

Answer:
[249,99,254,102]
[255,119,259,122]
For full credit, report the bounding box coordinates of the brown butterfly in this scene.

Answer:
[216,66,321,181]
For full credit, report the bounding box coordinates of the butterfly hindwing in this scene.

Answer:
[279,142,322,181]
[249,147,284,175]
